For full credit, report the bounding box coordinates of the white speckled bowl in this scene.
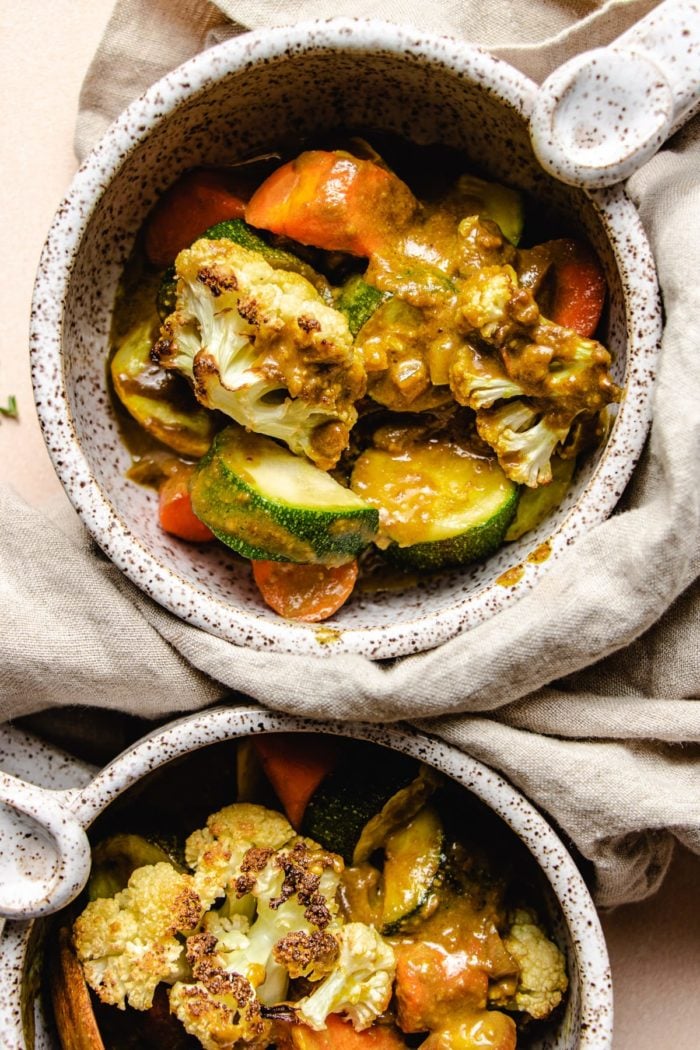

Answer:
[30,19,661,658]
[0,708,613,1048]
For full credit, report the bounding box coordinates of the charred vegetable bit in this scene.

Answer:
[110,138,620,622]
[66,740,568,1049]
[153,238,365,469]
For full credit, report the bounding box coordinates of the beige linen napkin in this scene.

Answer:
[2,0,699,908]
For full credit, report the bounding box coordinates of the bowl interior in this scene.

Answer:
[34,23,654,657]
[12,717,611,1049]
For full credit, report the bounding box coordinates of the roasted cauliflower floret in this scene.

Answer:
[73,862,203,1011]
[449,340,527,410]
[500,908,568,1021]
[272,928,341,981]
[188,837,344,1008]
[475,400,574,488]
[185,802,294,908]
[169,931,271,1050]
[502,319,620,415]
[454,262,619,418]
[457,264,520,337]
[152,238,366,468]
[295,922,396,1032]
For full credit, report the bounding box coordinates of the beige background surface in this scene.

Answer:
[1,2,698,1046]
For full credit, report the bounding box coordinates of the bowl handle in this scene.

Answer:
[0,771,92,920]
[530,0,700,187]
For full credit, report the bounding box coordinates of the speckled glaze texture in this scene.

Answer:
[0,728,96,921]
[0,728,97,1050]
[530,0,700,186]
[30,18,661,658]
[0,708,613,1048]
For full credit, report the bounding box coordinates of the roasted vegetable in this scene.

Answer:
[335,275,389,337]
[110,317,216,457]
[189,426,378,564]
[450,217,621,487]
[294,923,396,1031]
[499,908,568,1021]
[73,863,204,1011]
[251,559,360,621]
[446,172,524,246]
[184,801,294,909]
[159,464,216,543]
[302,750,416,863]
[143,167,247,267]
[153,238,365,469]
[156,218,331,319]
[504,455,576,541]
[351,426,518,569]
[87,833,186,901]
[380,806,445,932]
[252,734,339,829]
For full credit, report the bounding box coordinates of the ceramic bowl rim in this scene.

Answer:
[29,18,661,659]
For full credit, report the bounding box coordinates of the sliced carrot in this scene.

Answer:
[252,733,339,829]
[289,1014,408,1049]
[158,466,215,543]
[547,238,606,337]
[394,941,489,1033]
[251,559,358,622]
[144,168,247,267]
[245,151,418,256]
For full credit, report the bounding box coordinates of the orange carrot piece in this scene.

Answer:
[289,1015,408,1049]
[144,168,247,267]
[251,559,358,622]
[548,239,606,337]
[252,733,339,829]
[394,941,489,1033]
[158,466,215,543]
[245,151,418,256]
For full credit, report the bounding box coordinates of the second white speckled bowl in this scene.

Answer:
[0,708,613,1048]
[30,19,661,658]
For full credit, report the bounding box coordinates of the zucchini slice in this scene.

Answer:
[111,318,216,457]
[353,766,442,864]
[351,431,518,570]
[505,455,575,541]
[302,748,417,863]
[190,426,378,564]
[336,274,389,336]
[381,805,445,932]
[451,174,524,245]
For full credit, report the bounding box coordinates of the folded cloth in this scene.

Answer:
[3,0,698,908]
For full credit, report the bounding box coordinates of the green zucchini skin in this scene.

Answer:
[190,427,378,565]
[351,434,520,571]
[156,218,330,319]
[388,489,519,571]
[381,805,445,933]
[302,748,417,863]
[335,275,390,336]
